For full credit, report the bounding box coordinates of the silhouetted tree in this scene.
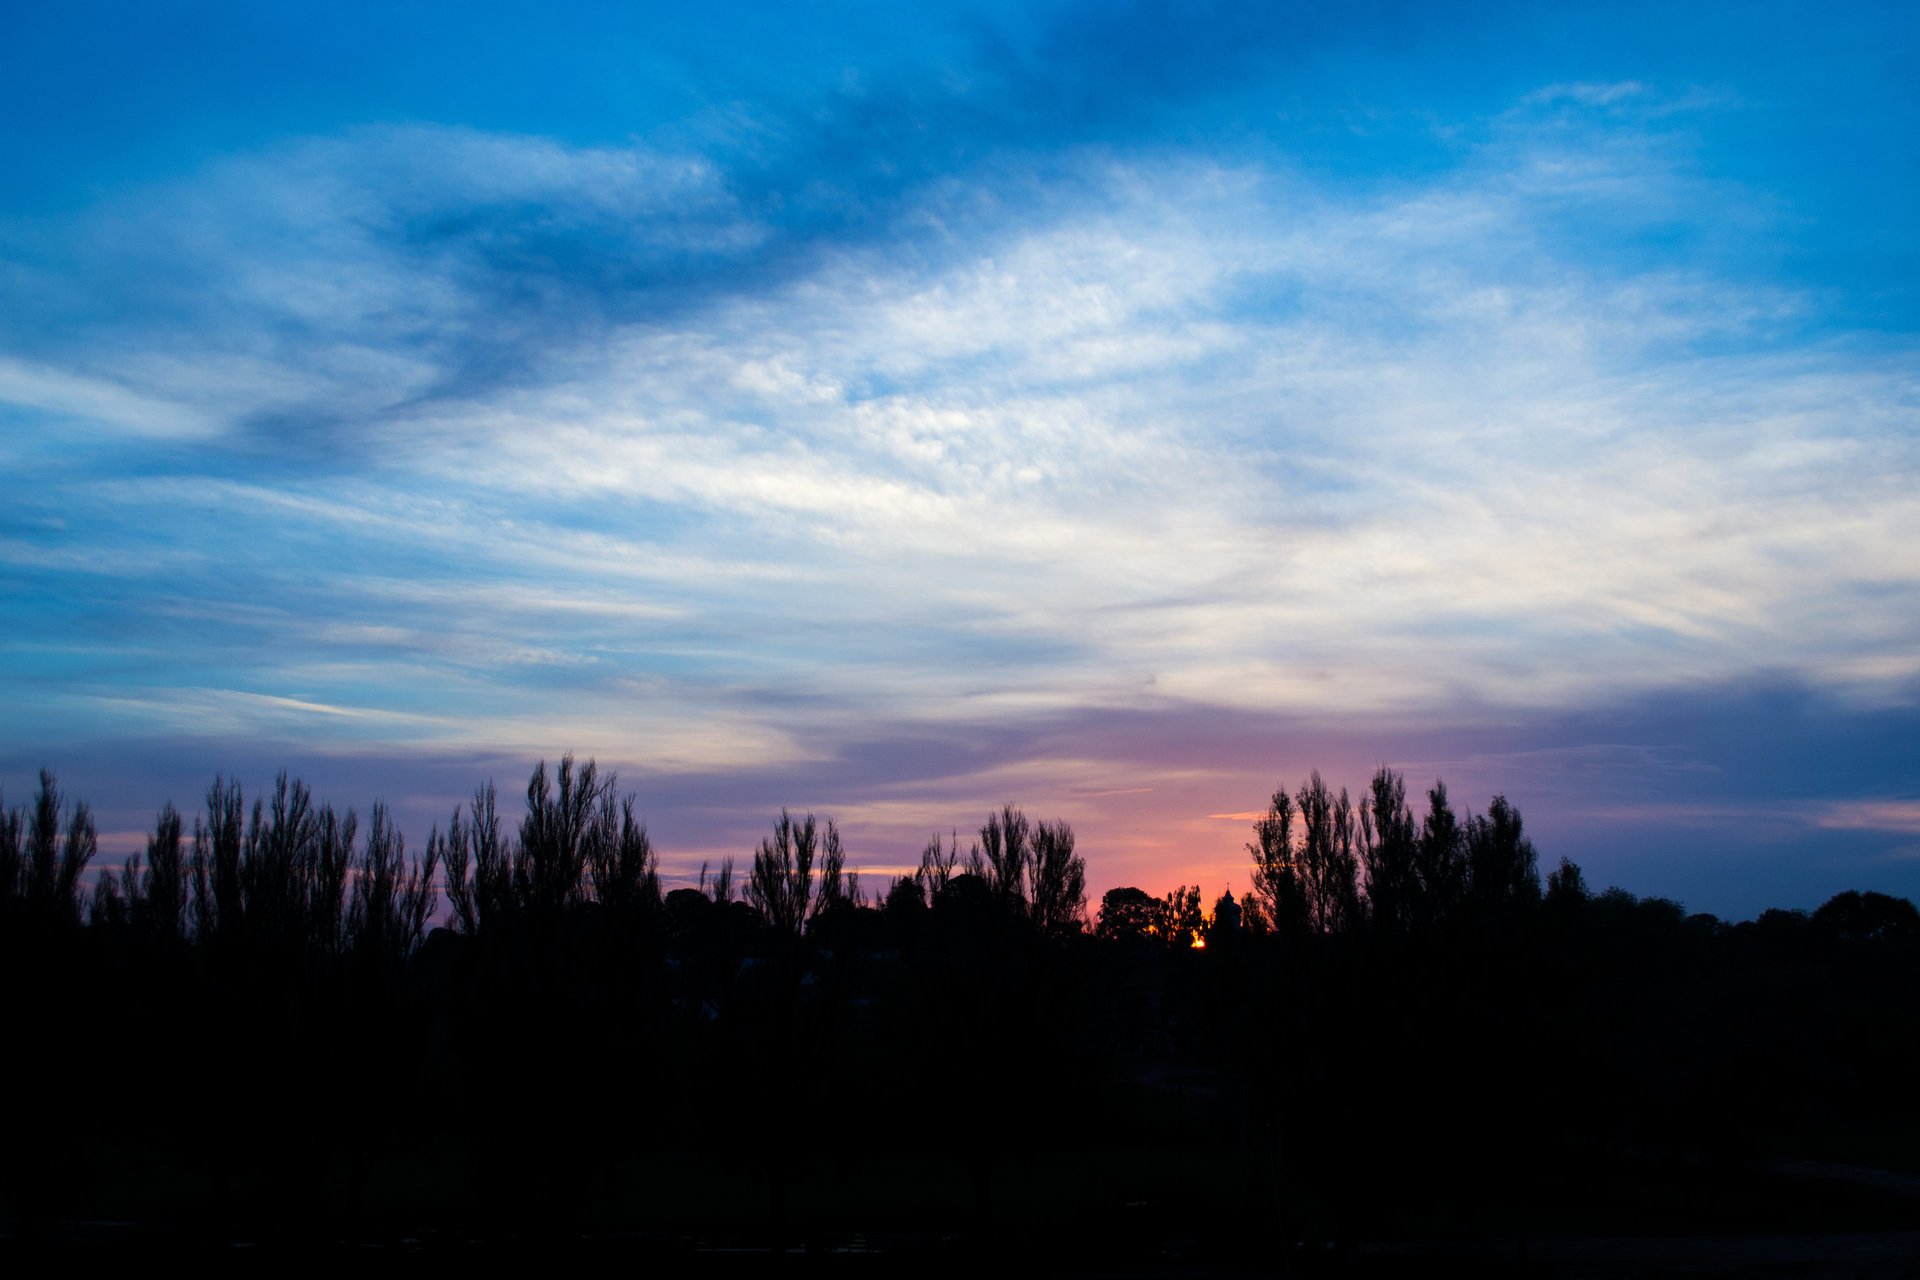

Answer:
[1295,772,1362,935]
[191,774,246,945]
[978,805,1031,908]
[1413,780,1467,928]
[1465,794,1540,909]
[348,801,438,966]
[747,809,849,937]
[16,749,1920,1246]
[915,829,965,898]
[883,873,927,930]
[13,770,95,927]
[663,885,714,939]
[1027,818,1087,935]
[173,772,357,953]
[91,802,189,938]
[1248,785,1306,938]
[440,780,510,935]
[240,771,319,950]
[1545,856,1589,911]
[443,758,659,938]
[1162,883,1205,949]
[308,800,356,956]
[589,792,660,918]
[1812,889,1920,944]
[1360,766,1418,934]
[440,802,476,936]
[90,804,169,933]
[0,794,18,916]
[515,755,608,920]
[89,857,132,929]
[1237,889,1272,938]
[699,855,736,904]
[1096,886,1160,944]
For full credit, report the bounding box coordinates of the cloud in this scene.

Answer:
[1,79,1916,875]
[0,124,770,459]
[1816,801,1920,836]
[0,356,218,441]
[1525,81,1649,108]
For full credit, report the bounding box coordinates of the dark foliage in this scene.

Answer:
[2,759,1916,1256]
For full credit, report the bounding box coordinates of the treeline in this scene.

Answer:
[2,758,1917,1254]
[0,756,1087,951]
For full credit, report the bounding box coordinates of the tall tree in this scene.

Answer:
[515,755,608,919]
[191,774,246,945]
[1295,771,1362,935]
[588,792,660,918]
[915,829,964,899]
[1027,819,1087,935]
[1465,794,1540,910]
[1162,883,1204,949]
[307,800,356,956]
[440,779,513,932]
[16,770,95,926]
[978,805,1031,908]
[1248,785,1306,938]
[747,809,847,937]
[92,806,174,933]
[1360,767,1419,934]
[1414,781,1468,928]
[240,772,318,950]
[348,801,439,966]
[699,855,736,905]
[0,794,20,916]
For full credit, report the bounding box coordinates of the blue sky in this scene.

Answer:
[3,0,1916,917]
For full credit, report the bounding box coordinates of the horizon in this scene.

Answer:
[6,739,1908,926]
[4,1,1917,923]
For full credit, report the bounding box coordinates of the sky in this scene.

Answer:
[2,0,1917,920]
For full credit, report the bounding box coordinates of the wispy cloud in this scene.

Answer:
[5,108,1916,772]
[1816,801,1920,836]
[4,9,1918,918]
[0,356,219,442]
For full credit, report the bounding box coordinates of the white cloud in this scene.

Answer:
[6,112,1918,761]
[1523,81,1648,109]
[0,356,218,440]
[1816,801,1920,835]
